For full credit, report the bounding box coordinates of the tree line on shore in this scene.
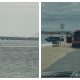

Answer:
[0,36,39,40]
[41,31,73,35]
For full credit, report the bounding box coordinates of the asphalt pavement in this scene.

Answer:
[42,49,80,76]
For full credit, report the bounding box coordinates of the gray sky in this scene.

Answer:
[42,2,80,31]
[0,2,39,37]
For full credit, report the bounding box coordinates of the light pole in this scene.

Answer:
[60,24,65,46]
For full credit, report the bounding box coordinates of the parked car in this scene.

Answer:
[45,36,55,42]
[45,36,60,42]
[66,33,72,43]
[60,36,64,41]
[45,36,60,46]
[72,30,80,47]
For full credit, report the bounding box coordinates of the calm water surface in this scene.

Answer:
[0,40,38,46]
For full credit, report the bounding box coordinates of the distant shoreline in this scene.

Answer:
[0,36,39,40]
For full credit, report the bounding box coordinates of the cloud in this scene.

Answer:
[42,2,80,31]
[0,3,39,37]
[42,2,80,19]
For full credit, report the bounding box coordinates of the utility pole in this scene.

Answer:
[60,24,65,46]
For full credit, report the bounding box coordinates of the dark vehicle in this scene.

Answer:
[60,36,64,41]
[66,33,72,43]
[45,36,60,42]
[45,36,55,42]
[72,30,80,47]
[45,36,60,46]
[42,71,80,78]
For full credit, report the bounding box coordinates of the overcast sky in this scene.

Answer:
[0,2,39,37]
[42,2,80,31]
